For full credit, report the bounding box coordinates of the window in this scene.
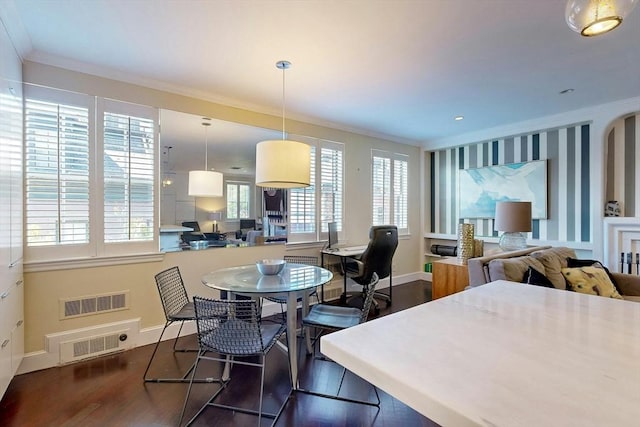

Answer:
[226,181,251,219]
[288,138,343,243]
[24,86,158,263]
[372,150,408,233]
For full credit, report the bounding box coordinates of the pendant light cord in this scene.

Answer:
[282,64,286,140]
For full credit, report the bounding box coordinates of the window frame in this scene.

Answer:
[24,86,159,264]
[225,180,252,220]
[371,149,409,235]
[287,136,344,244]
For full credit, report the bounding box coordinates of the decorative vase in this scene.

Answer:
[457,223,475,263]
[605,200,621,217]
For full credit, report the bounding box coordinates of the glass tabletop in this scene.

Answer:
[202,263,333,295]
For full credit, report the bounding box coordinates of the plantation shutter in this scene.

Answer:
[102,101,155,246]
[289,145,316,234]
[372,155,391,225]
[25,98,90,247]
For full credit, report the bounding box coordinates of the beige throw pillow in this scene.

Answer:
[561,266,623,299]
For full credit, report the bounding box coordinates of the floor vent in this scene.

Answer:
[322,285,344,302]
[60,291,130,319]
[60,330,129,363]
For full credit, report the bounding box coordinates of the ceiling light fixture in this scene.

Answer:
[454,115,464,121]
[566,0,638,37]
[559,88,575,94]
[188,119,223,197]
[255,60,311,188]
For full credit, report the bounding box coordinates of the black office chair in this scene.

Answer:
[235,218,257,241]
[345,225,398,315]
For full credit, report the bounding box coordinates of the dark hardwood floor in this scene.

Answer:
[0,281,438,427]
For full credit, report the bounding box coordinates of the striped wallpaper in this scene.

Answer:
[429,123,591,243]
[606,112,640,217]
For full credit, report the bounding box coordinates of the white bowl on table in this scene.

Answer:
[256,259,285,275]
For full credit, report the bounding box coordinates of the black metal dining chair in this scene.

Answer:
[264,255,320,322]
[300,272,380,407]
[179,297,289,426]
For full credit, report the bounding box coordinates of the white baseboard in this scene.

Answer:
[17,271,429,375]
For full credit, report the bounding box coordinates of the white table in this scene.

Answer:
[321,280,640,426]
[202,263,332,389]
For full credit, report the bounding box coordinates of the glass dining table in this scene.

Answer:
[201,263,333,390]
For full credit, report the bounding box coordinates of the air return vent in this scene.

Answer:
[60,291,130,319]
[60,330,130,363]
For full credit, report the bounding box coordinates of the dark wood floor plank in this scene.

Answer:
[0,281,438,427]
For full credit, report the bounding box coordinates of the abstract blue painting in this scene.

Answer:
[458,160,547,219]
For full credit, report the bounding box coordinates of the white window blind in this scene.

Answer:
[287,137,344,243]
[372,150,408,233]
[289,146,316,233]
[25,98,90,247]
[226,181,251,219]
[372,155,391,225]
[320,146,343,233]
[24,87,158,263]
[103,112,155,243]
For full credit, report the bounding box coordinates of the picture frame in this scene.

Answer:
[458,160,547,219]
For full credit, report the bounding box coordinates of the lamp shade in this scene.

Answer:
[188,170,223,197]
[208,211,222,221]
[566,0,638,36]
[494,201,532,232]
[255,139,311,188]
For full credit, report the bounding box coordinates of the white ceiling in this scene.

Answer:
[4,0,640,148]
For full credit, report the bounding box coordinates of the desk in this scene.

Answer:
[320,246,367,303]
[202,263,332,389]
[321,280,640,426]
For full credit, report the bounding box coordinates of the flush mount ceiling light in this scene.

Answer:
[566,0,638,36]
[454,115,464,121]
[188,119,224,197]
[255,60,311,188]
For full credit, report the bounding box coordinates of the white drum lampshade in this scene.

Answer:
[255,139,311,188]
[188,170,223,197]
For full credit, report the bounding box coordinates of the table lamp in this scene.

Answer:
[494,201,532,251]
[208,211,222,232]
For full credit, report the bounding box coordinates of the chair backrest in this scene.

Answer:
[154,266,190,320]
[193,296,266,356]
[360,272,379,323]
[239,219,256,230]
[283,255,319,266]
[358,225,398,283]
[181,221,201,232]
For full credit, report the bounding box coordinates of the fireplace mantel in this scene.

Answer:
[603,217,640,273]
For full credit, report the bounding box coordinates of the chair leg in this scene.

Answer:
[144,320,218,384]
[178,350,202,426]
[258,355,265,426]
[143,321,170,381]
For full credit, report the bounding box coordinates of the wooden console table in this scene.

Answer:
[431,257,469,299]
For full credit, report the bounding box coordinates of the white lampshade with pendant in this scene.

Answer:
[255,60,311,189]
[188,119,223,197]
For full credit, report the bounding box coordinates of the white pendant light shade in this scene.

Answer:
[255,139,311,188]
[566,0,638,36]
[188,170,223,197]
[188,119,224,197]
